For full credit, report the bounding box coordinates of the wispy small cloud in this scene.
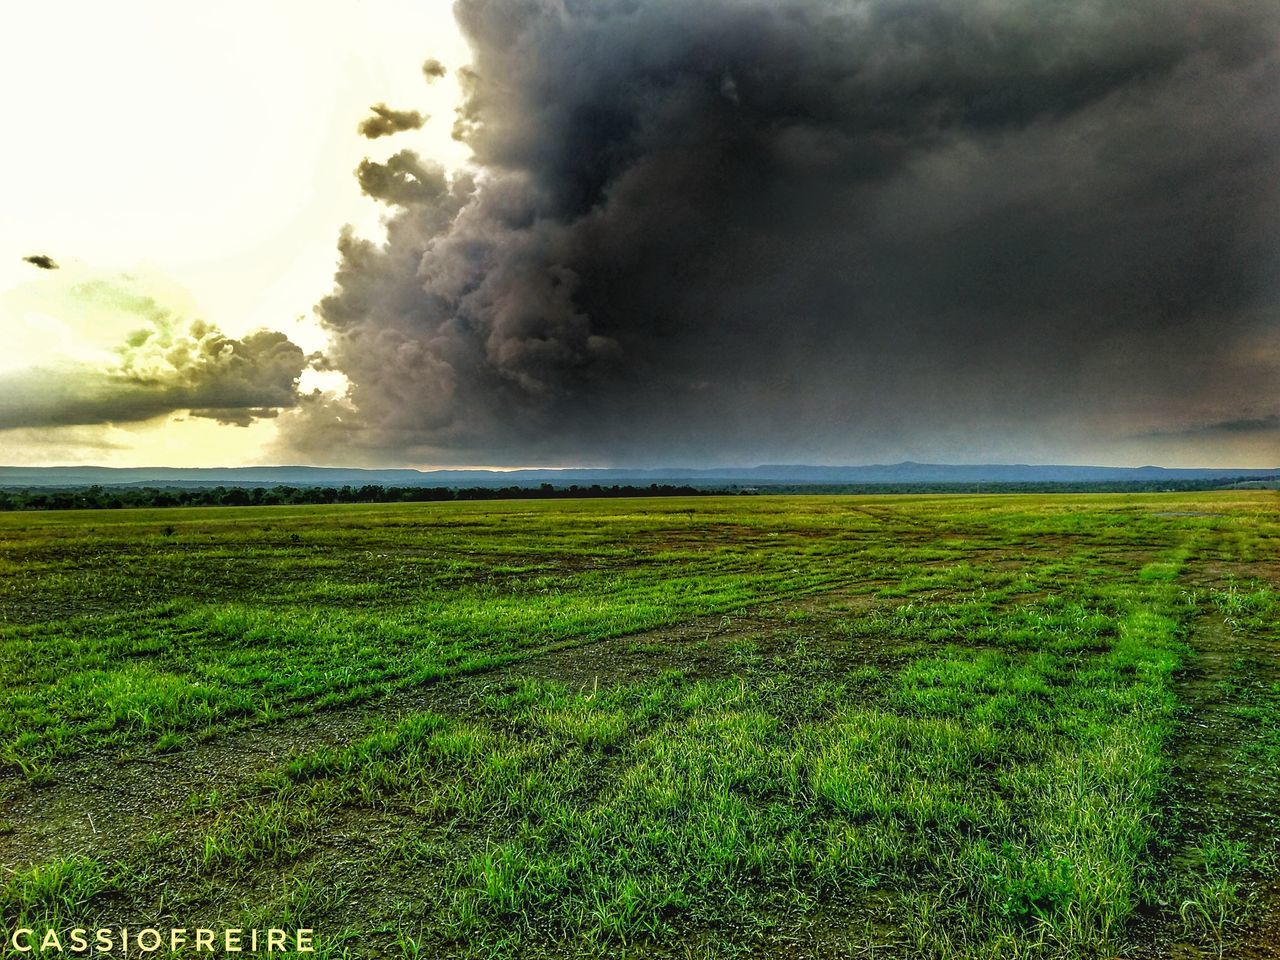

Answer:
[22,254,58,270]
[1140,414,1280,439]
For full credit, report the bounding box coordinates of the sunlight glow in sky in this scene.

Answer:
[0,0,467,466]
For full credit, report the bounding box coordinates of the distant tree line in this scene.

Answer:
[0,483,711,511]
[0,477,1266,511]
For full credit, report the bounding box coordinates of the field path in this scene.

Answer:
[1150,556,1280,959]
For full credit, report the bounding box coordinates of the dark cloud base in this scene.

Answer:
[281,0,1279,466]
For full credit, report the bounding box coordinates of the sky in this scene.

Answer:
[1,0,1277,469]
[0,1,468,466]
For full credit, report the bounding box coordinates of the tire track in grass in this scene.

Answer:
[1134,548,1280,959]
[0,582,901,875]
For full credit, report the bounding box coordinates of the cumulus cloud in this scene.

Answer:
[0,277,307,430]
[422,58,447,80]
[357,103,427,139]
[284,0,1280,466]
[22,254,58,270]
[355,149,450,206]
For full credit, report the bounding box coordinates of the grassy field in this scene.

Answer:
[1,493,1277,958]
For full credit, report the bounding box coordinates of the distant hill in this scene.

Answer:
[1,462,1277,489]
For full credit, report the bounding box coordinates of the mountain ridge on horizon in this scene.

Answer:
[2,462,1278,489]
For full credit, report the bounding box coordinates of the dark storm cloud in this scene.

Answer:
[422,58,447,80]
[357,103,427,139]
[286,0,1280,466]
[23,254,58,270]
[0,277,307,429]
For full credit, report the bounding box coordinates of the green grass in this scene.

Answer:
[1,492,1278,958]
[0,499,938,773]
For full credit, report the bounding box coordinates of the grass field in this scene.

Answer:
[1,493,1277,958]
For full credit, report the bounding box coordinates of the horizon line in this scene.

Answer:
[4,461,1280,473]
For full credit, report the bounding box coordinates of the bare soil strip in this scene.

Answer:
[1141,579,1280,959]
